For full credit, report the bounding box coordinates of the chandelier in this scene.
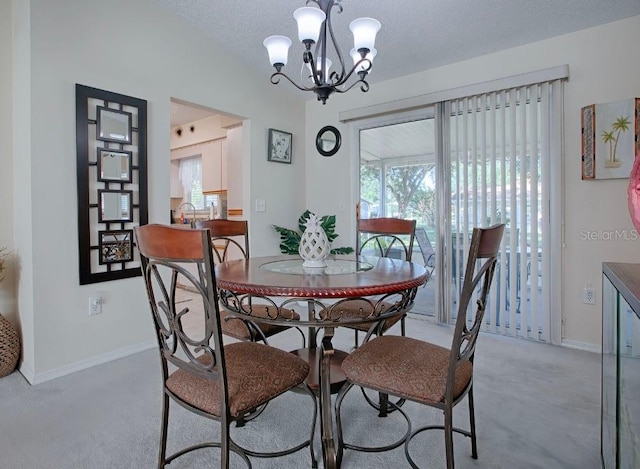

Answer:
[263,0,380,105]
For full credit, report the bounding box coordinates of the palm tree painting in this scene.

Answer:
[592,98,638,179]
[602,115,631,168]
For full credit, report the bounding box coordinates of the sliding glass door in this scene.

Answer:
[353,79,561,344]
[357,110,437,317]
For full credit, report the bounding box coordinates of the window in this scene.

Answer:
[179,156,217,210]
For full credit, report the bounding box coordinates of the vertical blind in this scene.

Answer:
[447,80,564,343]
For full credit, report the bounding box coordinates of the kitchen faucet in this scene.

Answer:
[177,202,196,227]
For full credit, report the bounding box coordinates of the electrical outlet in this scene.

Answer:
[255,199,266,212]
[89,297,102,315]
[582,287,596,305]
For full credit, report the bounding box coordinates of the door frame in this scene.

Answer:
[351,106,444,319]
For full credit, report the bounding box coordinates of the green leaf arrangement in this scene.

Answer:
[272,210,354,255]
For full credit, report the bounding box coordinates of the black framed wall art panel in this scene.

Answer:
[76,84,148,285]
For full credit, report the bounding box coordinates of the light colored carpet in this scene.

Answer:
[0,291,601,468]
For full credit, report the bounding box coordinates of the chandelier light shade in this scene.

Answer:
[293,7,326,43]
[263,35,293,68]
[349,17,381,52]
[264,0,380,104]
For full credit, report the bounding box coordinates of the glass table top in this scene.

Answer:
[259,258,374,276]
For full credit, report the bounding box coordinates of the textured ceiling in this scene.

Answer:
[158,0,640,101]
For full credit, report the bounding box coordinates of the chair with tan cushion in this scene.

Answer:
[195,219,305,346]
[343,217,418,347]
[335,224,505,469]
[135,224,316,468]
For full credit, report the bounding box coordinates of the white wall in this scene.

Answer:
[11,0,307,381]
[226,126,244,216]
[0,0,16,326]
[304,15,640,348]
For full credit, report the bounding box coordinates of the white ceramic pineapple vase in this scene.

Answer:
[299,213,330,268]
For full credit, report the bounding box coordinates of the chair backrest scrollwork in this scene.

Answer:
[135,224,229,395]
[195,219,250,263]
[447,223,505,401]
[357,218,417,261]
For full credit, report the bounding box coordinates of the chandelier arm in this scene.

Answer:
[270,72,317,92]
[354,57,372,73]
[326,8,347,83]
[319,17,328,85]
[328,71,342,86]
[306,52,323,87]
[336,58,371,86]
[334,78,370,94]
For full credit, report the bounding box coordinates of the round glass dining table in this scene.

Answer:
[215,254,428,469]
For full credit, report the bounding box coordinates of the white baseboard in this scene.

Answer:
[20,340,156,385]
[18,361,35,384]
[561,338,601,354]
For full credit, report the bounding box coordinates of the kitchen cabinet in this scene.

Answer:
[601,262,640,469]
[202,137,226,194]
[170,160,182,198]
[220,137,227,192]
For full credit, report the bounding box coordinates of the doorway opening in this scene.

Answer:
[169,99,245,226]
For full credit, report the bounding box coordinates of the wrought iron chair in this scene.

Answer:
[414,227,436,278]
[342,217,418,348]
[335,224,505,469]
[195,219,305,346]
[135,224,317,468]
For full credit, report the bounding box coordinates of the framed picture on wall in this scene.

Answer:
[581,98,639,179]
[267,128,292,164]
[98,230,133,264]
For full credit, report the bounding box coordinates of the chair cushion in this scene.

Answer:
[220,306,300,341]
[334,299,404,333]
[341,335,472,405]
[166,342,309,418]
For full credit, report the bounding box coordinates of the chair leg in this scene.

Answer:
[468,387,478,459]
[378,392,389,418]
[308,386,319,469]
[335,382,354,466]
[354,330,359,349]
[444,406,455,469]
[221,421,230,469]
[400,315,406,337]
[158,392,170,469]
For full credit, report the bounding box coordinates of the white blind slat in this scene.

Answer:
[448,79,561,343]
